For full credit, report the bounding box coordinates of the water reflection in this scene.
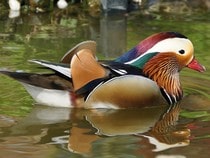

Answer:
[0,104,190,157]
[146,105,190,152]
[2,9,127,60]
[98,13,127,58]
[67,104,190,155]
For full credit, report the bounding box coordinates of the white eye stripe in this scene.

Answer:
[145,38,193,56]
[126,38,194,64]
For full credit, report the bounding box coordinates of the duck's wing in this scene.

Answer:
[29,59,71,78]
[60,41,97,64]
[0,70,72,90]
[70,48,146,99]
[28,41,97,78]
[75,61,146,101]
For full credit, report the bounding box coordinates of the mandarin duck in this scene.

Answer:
[0,32,205,108]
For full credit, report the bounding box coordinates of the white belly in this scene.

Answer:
[21,83,72,108]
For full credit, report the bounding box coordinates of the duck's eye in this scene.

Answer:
[179,49,185,54]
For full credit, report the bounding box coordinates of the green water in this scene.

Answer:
[1,1,210,158]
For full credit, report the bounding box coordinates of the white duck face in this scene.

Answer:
[127,37,194,70]
[144,37,194,68]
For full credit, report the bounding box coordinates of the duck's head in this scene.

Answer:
[117,31,205,72]
[123,32,205,104]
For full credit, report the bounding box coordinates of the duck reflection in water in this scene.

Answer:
[1,104,190,156]
[67,104,190,155]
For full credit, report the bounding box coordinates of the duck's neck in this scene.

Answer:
[143,53,183,104]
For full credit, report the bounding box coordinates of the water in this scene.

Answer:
[1,1,210,158]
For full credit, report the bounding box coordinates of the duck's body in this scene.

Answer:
[1,58,165,108]
[84,75,166,109]
[0,32,205,108]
